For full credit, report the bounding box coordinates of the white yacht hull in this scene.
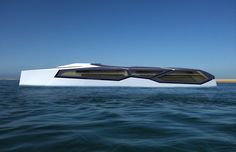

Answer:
[19,68,217,87]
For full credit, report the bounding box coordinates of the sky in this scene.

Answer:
[0,0,235,79]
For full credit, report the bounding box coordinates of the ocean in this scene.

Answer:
[0,80,235,152]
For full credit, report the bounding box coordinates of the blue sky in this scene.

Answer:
[0,0,235,78]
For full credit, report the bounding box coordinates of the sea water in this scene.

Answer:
[0,80,235,152]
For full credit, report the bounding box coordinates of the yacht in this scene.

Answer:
[19,63,216,87]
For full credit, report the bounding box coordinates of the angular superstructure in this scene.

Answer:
[19,63,216,87]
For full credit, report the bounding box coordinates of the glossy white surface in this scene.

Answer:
[19,67,217,87]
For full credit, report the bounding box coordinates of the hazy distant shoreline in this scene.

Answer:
[216,79,236,83]
[0,78,18,80]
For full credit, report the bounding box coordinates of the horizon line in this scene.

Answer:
[1,78,236,83]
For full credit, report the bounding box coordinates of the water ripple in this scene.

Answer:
[0,81,235,152]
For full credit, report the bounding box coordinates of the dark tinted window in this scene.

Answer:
[56,69,128,80]
[154,70,207,83]
[130,70,163,78]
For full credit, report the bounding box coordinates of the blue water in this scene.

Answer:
[0,80,236,152]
